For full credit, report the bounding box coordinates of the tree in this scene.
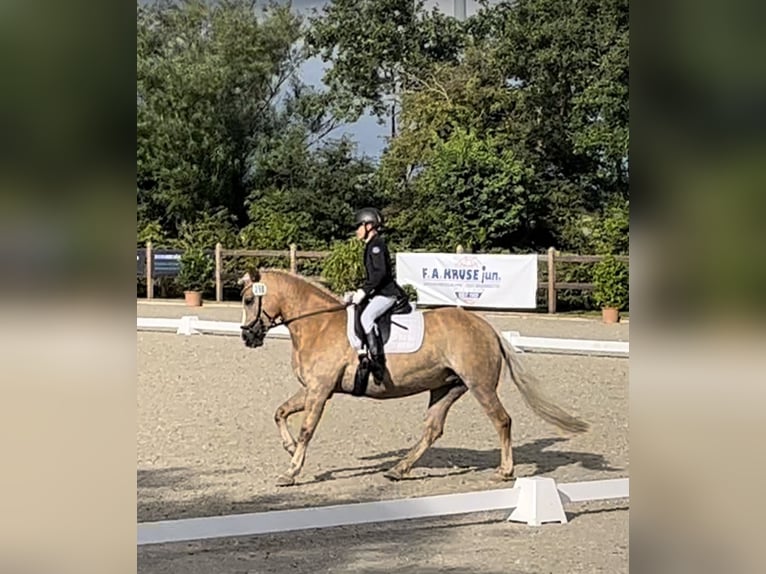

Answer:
[388,128,531,252]
[470,0,629,245]
[378,44,542,252]
[380,0,629,252]
[241,127,381,250]
[136,0,629,263]
[306,0,465,128]
[137,0,303,237]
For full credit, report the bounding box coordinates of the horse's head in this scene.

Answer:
[237,269,281,349]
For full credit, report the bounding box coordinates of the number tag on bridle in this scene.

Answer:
[251,283,267,297]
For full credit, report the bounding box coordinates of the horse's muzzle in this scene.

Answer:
[241,320,266,348]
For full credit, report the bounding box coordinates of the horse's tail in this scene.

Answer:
[494,328,589,434]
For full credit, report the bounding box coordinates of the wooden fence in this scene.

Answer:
[139,242,628,313]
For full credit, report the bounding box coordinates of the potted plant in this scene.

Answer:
[176,247,214,307]
[592,255,629,323]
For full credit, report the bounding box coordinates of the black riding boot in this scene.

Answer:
[365,330,386,381]
[352,354,371,396]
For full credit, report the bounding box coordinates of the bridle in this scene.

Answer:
[240,282,350,341]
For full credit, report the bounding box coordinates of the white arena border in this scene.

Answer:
[136,316,629,357]
[138,476,629,545]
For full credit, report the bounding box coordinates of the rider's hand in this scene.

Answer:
[343,291,354,303]
[351,289,366,305]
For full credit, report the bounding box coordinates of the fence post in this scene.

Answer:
[215,242,222,302]
[547,247,556,314]
[146,241,154,300]
[289,243,297,274]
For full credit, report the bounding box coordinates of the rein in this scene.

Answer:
[268,302,351,329]
[243,297,350,334]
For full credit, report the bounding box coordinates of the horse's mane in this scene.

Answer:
[258,268,342,303]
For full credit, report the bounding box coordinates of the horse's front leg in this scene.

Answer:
[276,382,333,487]
[274,389,306,455]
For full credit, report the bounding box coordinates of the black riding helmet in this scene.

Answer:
[353,207,383,229]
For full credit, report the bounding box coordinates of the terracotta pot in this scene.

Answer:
[184,290,203,307]
[602,307,619,324]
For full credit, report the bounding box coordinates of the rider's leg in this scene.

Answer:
[360,295,396,378]
[353,305,367,359]
[351,303,372,395]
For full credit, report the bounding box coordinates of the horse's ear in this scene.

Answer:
[237,268,261,288]
[237,272,253,286]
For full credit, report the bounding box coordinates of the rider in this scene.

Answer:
[346,207,403,380]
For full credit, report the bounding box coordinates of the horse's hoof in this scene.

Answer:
[383,468,404,481]
[492,469,515,482]
[276,474,296,487]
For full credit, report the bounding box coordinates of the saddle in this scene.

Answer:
[352,295,412,345]
[350,295,422,397]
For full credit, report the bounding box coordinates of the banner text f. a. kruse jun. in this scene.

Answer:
[395,253,538,309]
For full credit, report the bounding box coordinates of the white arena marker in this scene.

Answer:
[136,317,627,354]
[137,478,629,545]
[191,319,241,335]
[507,477,568,526]
[503,331,629,357]
[506,477,629,526]
[136,317,291,339]
[557,477,629,503]
[138,487,520,546]
[137,317,180,330]
[175,315,200,336]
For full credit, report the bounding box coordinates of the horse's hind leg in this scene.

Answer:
[383,381,468,481]
[469,384,514,480]
[274,389,306,455]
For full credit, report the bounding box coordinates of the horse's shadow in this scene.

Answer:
[312,437,622,483]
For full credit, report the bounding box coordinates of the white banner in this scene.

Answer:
[396,253,538,309]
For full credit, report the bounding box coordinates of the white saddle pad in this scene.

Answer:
[346,307,425,354]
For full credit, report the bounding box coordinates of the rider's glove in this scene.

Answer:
[351,289,367,305]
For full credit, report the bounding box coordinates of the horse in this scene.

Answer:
[237,268,588,487]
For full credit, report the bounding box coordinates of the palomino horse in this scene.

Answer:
[238,269,588,487]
